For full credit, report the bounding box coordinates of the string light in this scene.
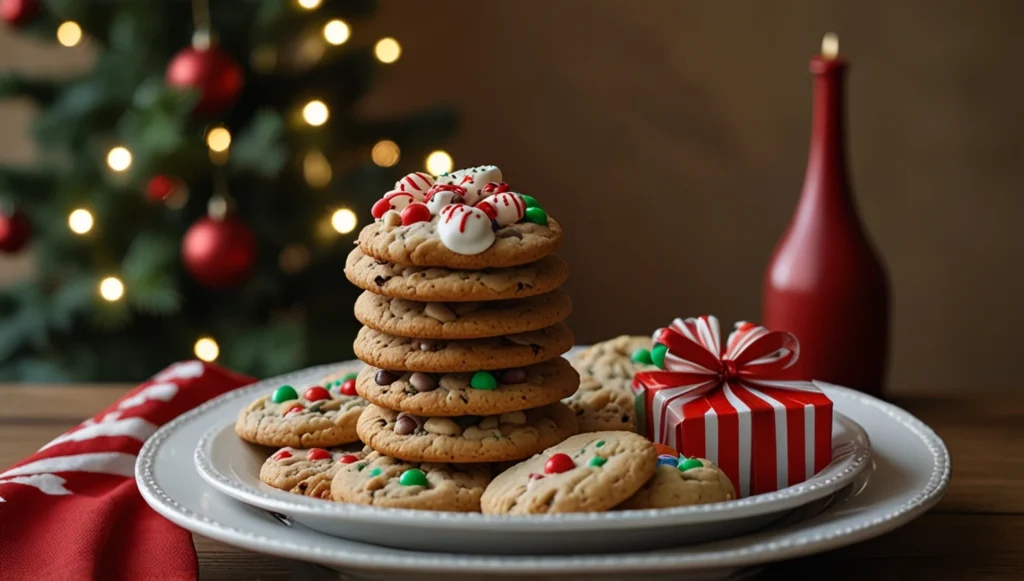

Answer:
[194,337,220,362]
[206,126,231,152]
[303,149,332,188]
[296,0,321,9]
[99,277,124,302]
[302,100,329,126]
[68,208,94,234]
[374,38,401,64]
[106,147,132,172]
[331,208,357,234]
[323,20,350,45]
[425,150,453,175]
[371,140,400,167]
[56,21,82,47]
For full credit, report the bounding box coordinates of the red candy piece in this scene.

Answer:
[272,449,292,460]
[303,386,331,402]
[371,198,393,219]
[528,473,544,480]
[476,201,497,220]
[306,448,332,461]
[284,404,304,415]
[544,453,575,474]
[400,202,432,226]
[338,454,359,464]
[652,443,679,457]
[340,379,358,396]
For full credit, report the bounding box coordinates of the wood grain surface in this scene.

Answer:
[1,385,1020,580]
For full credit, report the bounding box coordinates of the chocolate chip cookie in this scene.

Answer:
[357,357,580,417]
[618,457,736,510]
[353,324,574,373]
[235,380,367,448]
[330,451,492,511]
[480,431,656,514]
[344,249,569,303]
[356,403,578,463]
[354,288,572,339]
[563,376,636,433]
[259,445,368,499]
[571,335,656,394]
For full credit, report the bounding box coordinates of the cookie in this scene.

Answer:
[356,403,579,463]
[354,288,572,340]
[571,335,656,395]
[357,357,580,417]
[563,376,636,433]
[353,324,575,373]
[357,217,563,270]
[330,451,492,511]
[617,457,736,510]
[480,431,657,514]
[344,248,569,303]
[259,445,368,499]
[235,379,367,448]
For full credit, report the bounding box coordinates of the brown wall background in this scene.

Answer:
[3,1,1022,393]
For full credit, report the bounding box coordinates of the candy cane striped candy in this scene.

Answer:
[371,190,417,219]
[477,192,525,226]
[395,172,435,201]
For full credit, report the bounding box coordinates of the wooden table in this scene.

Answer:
[1,385,1021,580]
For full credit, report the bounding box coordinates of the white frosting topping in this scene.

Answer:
[435,165,502,205]
[437,204,495,255]
[380,190,415,214]
[425,190,463,216]
[395,172,434,201]
[477,192,525,227]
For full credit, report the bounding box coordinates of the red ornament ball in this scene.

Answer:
[400,202,431,226]
[1,0,37,27]
[340,379,358,397]
[0,210,31,254]
[181,216,256,289]
[303,386,331,402]
[146,175,183,203]
[166,44,244,115]
[306,448,331,461]
[544,453,575,475]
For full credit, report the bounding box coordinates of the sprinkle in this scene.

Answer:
[595,440,605,448]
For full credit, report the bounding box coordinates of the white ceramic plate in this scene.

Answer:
[193,363,870,554]
[137,363,949,579]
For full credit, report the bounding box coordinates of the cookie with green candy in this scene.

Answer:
[331,450,492,511]
[480,431,656,514]
[235,369,368,448]
[570,335,657,395]
[618,456,735,510]
[259,444,368,499]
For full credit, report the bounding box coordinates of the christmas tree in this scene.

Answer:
[0,0,456,381]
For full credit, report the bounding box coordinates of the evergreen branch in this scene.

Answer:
[0,74,62,105]
[0,166,58,202]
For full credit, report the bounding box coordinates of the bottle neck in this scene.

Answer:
[798,59,855,221]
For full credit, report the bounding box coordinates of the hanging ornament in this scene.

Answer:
[0,0,38,28]
[146,174,187,204]
[182,191,255,289]
[0,208,31,253]
[166,0,243,115]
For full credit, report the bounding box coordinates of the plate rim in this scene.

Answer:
[194,406,870,531]
[137,362,950,573]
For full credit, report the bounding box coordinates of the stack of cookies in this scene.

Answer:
[345,165,580,472]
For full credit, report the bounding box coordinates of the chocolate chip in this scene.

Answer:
[394,415,419,435]
[500,368,527,384]
[409,372,437,392]
[375,370,399,386]
[373,275,389,286]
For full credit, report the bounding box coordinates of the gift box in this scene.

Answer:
[632,315,833,498]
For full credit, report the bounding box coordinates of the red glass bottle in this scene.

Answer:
[762,37,889,396]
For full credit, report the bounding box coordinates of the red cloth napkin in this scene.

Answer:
[0,361,254,581]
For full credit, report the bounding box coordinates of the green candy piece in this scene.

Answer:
[368,467,383,477]
[520,194,540,209]
[342,372,358,382]
[595,440,605,448]
[271,385,298,403]
[631,348,653,365]
[356,463,366,471]
[470,371,498,390]
[399,468,429,487]
[651,344,669,369]
[588,456,607,468]
[523,206,548,226]
[678,458,704,471]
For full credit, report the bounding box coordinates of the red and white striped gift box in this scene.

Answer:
[633,316,833,498]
